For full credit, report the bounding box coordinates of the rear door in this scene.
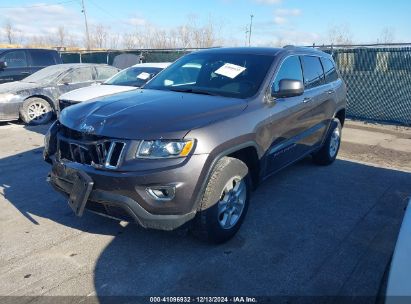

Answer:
[57,67,96,97]
[300,55,335,146]
[0,50,30,83]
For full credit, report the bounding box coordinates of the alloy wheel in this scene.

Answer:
[27,102,48,123]
[217,176,247,230]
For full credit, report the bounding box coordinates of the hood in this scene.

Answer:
[59,84,137,102]
[0,81,40,94]
[60,89,247,140]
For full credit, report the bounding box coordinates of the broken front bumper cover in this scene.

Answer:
[48,163,196,231]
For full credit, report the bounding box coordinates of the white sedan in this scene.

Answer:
[58,62,171,112]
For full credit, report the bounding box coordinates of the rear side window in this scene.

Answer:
[0,50,28,68]
[301,56,325,89]
[29,50,57,66]
[320,57,339,83]
[272,56,303,92]
[63,67,94,83]
[96,66,118,80]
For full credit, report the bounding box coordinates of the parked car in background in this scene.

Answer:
[0,48,62,84]
[0,63,119,125]
[44,47,347,243]
[58,62,171,112]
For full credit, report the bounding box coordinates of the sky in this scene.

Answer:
[0,0,410,47]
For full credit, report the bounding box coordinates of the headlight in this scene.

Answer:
[136,139,195,159]
[0,93,18,102]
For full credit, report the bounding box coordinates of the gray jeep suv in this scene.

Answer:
[44,47,346,243]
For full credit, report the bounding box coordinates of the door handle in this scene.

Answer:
[326,89,335,95]
[21,71,30,75]
[303,97,312,103]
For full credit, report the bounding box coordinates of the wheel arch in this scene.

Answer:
[334,108,346,127]
[196,141,262,210]
[226,145,261,190]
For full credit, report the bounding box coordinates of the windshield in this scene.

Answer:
[144,52,275,99]
[23,65,69,83]
[104,67,163,87]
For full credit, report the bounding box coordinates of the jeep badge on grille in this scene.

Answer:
[80,123,95,134]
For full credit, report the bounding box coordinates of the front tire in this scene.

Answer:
[20,97,53,125]
[191,157,250,244]
[312,118,342,166]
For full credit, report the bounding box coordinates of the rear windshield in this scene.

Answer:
[144,52,275,99]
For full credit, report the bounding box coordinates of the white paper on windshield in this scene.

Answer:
[137,72,151,80]
[214,63,246,79]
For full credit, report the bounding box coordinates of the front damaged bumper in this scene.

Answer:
[47,154,208,230]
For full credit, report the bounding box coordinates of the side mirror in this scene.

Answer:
[271,79,304,98]
[0,61,7,69]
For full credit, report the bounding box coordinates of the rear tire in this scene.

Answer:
[20,97,53,125]
[191,157,250,244]
[312,118,342,166]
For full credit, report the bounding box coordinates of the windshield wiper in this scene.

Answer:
[168,87,218,96]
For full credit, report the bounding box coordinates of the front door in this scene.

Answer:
[265,55,307,174]
[0,50,30,84]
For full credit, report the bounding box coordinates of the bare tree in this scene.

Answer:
[27,35,49,47]
[57,26,66,46]
[176,25,191,48]
[3,20,15,44]
[89,24,108,49]
[122,32,138,49]
[327,24,353,45]
[109,32,120,49]
[378,27,395,44]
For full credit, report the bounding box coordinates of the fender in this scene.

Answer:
[192,141,262,212]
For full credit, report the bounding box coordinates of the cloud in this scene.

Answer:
[251,27,321,47]
[273,16,287,25]
[254,0,282,5]
[275,8,302,16]
[1,3,85,42]
[126,17,147,27]
[272,7,302,25]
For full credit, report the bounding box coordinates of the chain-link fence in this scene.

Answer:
[321,45,411,125]
[61,45,411,126]
[60,49,193,66]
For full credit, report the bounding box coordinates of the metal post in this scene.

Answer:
[81,0,90,50]
[248,14,254,47]
[245,26,249,46]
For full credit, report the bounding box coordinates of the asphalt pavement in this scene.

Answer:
[0,120,410,303]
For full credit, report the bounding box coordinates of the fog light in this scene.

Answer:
[146,186,176,201]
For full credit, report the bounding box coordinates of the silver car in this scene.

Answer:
[0,63,118,125]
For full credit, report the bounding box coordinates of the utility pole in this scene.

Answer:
[81,0,90,50]
[245,25,249,46]
[248,14,254,47]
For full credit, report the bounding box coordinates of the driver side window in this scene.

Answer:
[272,56,303,93]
